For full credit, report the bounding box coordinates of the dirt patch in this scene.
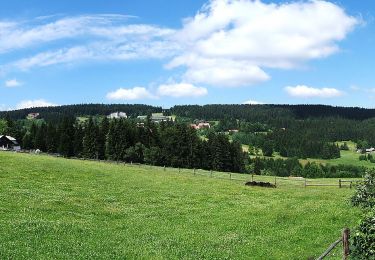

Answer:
[245,181,276,188]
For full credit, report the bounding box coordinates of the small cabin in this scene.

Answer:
[0,135,21,151]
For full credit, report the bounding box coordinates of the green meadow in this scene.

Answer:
[0,152,361,259]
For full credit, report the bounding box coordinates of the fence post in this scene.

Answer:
[164,166,166,171]
[178,168,180,173]
[210,170,213,177]
[339,179,342,188]
[251,174,254,182]
[342,228,350,260]
[304,178,307,188]
[274,176,277,187]
[230,173,232,180]
[193,168,196,175]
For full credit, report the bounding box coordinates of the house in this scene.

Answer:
[108,112,127,119]
[190,122,211,130]
[27,113,39,119]
[229,129,239,134]
[197,122,210,129]
[366,148,375,153]
[0,135,21,151]
[137,113,172,123]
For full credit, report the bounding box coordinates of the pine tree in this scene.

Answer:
[82,117,99,159]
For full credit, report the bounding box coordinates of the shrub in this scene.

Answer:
[351,210,375,259]
[352,170,375,209]
[351,170,375,259]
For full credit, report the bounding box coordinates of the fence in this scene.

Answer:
[0,150,363,188]
[316,228,350,260]
[305,179,362,189]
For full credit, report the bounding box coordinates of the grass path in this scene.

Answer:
[0,152,361,259]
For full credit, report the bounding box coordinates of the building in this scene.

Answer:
[27,113,39,119]
[0,135,21,151]
[229,129,239,134]
[190,122,211,130]
[107,112,127,119]
[137,113,173,123]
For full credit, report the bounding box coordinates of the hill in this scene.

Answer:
[0,151,361,259]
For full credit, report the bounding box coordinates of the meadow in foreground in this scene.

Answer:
[0,152,361,259]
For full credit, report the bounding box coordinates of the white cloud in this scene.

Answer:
[168,0,358,87]
[106,87,155,100]
[0,1,360,92]
[284,85,344,98]
[16,99,57,109]
[2,15,178,70]
[5,79,22,87]
[242,100,264,105]
[157,83,208,98]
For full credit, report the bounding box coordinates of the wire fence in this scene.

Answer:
[1,150,363,188]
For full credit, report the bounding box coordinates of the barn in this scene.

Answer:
[0,135,21,151]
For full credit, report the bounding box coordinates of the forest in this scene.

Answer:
[1,103,375,177]
[1,116,246,173]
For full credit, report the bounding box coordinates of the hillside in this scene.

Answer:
[0,151,361,259]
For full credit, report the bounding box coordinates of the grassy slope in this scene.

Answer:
[0,152,361,259]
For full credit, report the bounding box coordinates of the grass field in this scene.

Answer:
[0,151,362,259]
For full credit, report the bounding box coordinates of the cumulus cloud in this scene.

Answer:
[168,0,358,87]
[242,100,265,105]
[16,99,57,109]
[106,87,155,100]
[157,83,208,98]
[284,85,344,98]
[5,79,22,87]
[0,1,360,93]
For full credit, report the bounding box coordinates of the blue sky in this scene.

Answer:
[1,0,375,110]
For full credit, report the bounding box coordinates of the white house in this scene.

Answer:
[108,112,127,119]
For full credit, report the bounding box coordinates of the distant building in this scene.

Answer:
[190,122,211,130]
[108,112,127,119]
[366,148,375,153]
[27,113,39,119]
[229,129,239,134]
[137,113,172,123]
[0,135,21,151]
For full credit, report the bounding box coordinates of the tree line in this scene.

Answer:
[251,157,366,178]
[17,117,247,173]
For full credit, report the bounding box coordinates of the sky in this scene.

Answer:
[1,0,375,110]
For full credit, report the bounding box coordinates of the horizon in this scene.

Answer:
[3,102,375,113]
[1,0,375,110]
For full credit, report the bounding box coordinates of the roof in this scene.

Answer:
[0,135,16,141]
[0,135,19,145]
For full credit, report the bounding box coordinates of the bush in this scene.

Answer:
[352,171,375,209]
[351,210,375,259]
[351,170,375,259]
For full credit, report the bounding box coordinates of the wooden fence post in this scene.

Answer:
[339,179,342,188]
[251,174,254,182]
[304,178,307,188]
[164,166,166,171]
[230,173,232,180]
[342,228,350,260]
[274,176,277,187]
[193,168,196,175]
